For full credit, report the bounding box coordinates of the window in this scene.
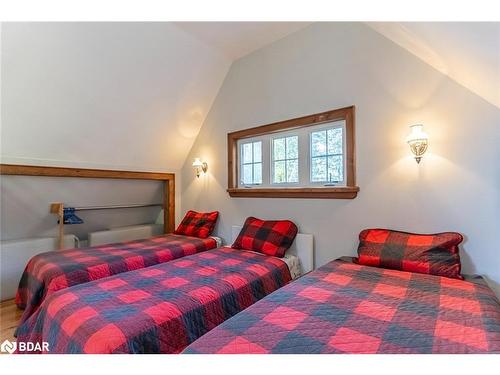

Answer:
[310,127,344,184]
[240,141,262,185]
[228,106,358,199]
[239,126,343,187]
[272,136,298,184]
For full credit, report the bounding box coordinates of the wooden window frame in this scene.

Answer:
[227,106,358,199]
[0,164,176,233]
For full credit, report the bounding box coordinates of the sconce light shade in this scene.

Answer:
[406,124,428,164]
[192,158,203,168]
[192,158,208,177]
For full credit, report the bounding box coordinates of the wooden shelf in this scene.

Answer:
[0,164,174,181]
[227,186,359,199]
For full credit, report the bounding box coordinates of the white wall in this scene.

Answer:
[1,22,232,228]
[181,23,500,296]
[1,22,231,172]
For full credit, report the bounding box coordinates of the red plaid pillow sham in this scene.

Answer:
[174,210,219,239]
[357,228,464,279]
[232,217,298,258]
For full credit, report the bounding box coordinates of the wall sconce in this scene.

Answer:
[192,158,208,178]
[406,124,428,164]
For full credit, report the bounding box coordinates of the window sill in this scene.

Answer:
[227,186,359,199]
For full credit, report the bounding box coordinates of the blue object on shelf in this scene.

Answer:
[62,207,84,224]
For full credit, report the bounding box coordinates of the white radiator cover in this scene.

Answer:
[88,224,164,246]
[0,235,78,301]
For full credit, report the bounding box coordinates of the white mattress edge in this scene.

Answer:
[221,245,301,279]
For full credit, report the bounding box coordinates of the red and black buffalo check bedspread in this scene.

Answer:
[183,258,500,354]
[15,247,291,353]
[15,234,217,326]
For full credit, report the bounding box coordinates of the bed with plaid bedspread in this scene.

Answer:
[183,258,500,354]
[15,247,291,353]
[15,234,218,326]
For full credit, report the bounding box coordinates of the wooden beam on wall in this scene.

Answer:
[166,177,176,233]
[0,164,174,181]
[49,202,65,249]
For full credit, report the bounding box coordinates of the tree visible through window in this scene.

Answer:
[311,128,343,183]
[272,136,298,184]
[228,106,358,199]
[240,141,262,185]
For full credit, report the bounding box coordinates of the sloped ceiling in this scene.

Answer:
[174,22,312,61]
[1,22,312,172]
[367,22,500,109]
[1,22,231,171]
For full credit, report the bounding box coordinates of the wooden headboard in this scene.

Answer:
[0,164,175,233]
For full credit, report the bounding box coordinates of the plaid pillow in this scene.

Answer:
[174,210,219,239]
[232,217,298,258]
[357,228,464,279]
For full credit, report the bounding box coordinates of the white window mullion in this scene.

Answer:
[299,131,309,186]
[262,138,271,187]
